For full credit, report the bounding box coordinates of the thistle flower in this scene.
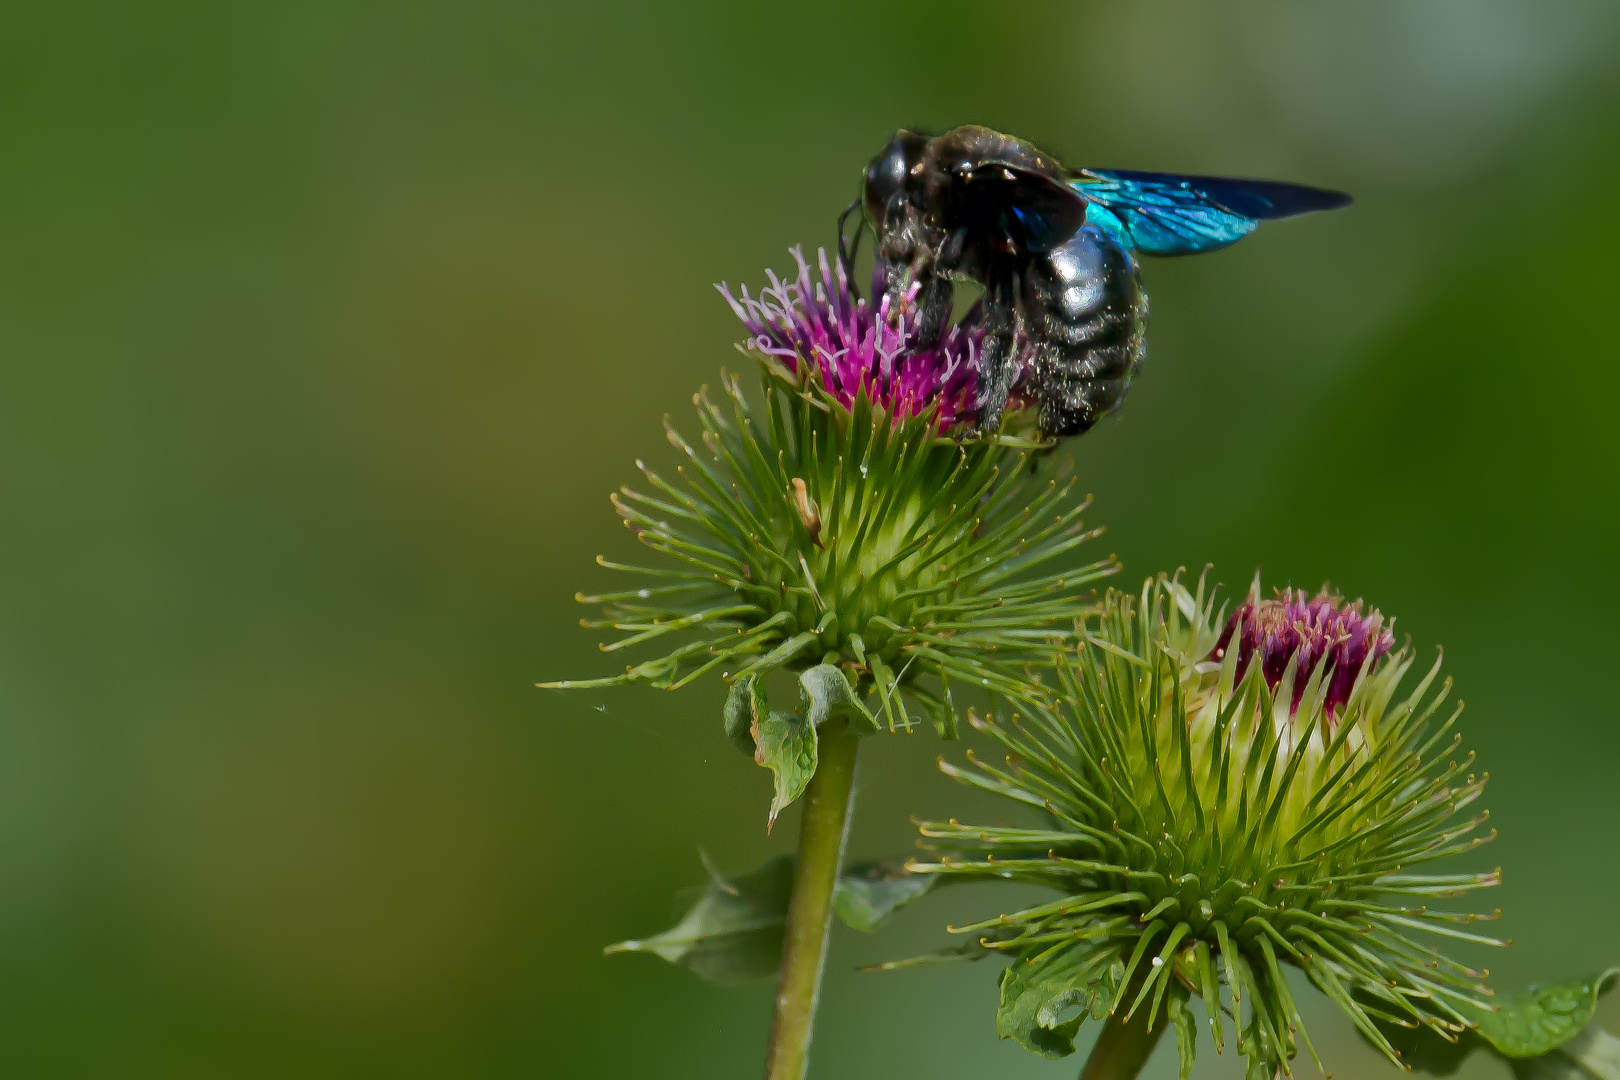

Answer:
[542,246,1114,818]
[721,246,983,430]
[911,573,1502,1079]
[1215,587,1394,716]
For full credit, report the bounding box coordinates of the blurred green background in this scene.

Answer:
[2,1,1618,1076]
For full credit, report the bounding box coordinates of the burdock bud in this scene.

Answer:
[542,247,1115,824]
[911,572,1502,1079]
[1215,585,1394,716]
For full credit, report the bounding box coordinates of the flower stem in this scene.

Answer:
[1077,979,1169,1080]
[763,717,861,1080]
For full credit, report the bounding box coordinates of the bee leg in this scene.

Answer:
[913,227,970,347]
[879,256,912,317]
[975,334,1015,434]
[913,277,954,347]
[836,198,865,301]
[973,273,1019,434]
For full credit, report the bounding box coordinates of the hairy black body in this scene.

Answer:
[851,125,1348,438]
[860,127,1107,436]
[1019,223,1146,438]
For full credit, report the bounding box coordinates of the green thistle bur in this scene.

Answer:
[544,247,1114,819]
[911,574,1502,1079]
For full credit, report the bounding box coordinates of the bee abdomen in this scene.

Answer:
[1021,225,1147,437]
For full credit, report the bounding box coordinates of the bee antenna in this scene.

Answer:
[837,197,866,301]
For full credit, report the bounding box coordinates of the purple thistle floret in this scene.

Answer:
[718,247,985,430]
[1213,588,1395,716]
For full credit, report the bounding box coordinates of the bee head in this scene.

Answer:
[863,130,929,228]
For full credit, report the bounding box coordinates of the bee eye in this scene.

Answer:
[864,132,926,224]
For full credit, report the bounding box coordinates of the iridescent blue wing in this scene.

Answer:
[1070,169,1352,257]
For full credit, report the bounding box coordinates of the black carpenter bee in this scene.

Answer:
[840,125,1351,437]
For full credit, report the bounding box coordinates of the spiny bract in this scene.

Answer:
[544,247,1115,741]
[911,573,1502,1078]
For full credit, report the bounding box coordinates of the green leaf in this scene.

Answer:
[1370,969,1620,1077]
[798,664,877,735]
[996,947,1118,1059]
[1508,1024,1620,1080]
[1241,1002,1292,1080]
[722,675,759,756]
[1479,970,1620,1058]
[1244,1046,1273,1080]
[1092,961,1123,1021]
[833,861,936,932]
[912,679,960,740]
[608,852,948,986]
[749,672,770,723]
[604,854,794,986]
[730,675,821,829]
[1170,991,1197,1080]
[754,708,817,831]
[733,669,875,828]
[1555,1024,1620,1080]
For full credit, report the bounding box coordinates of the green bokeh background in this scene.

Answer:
[2,2,1617,1076]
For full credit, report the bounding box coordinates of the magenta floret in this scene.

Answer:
[1213,589,1395,715]
[718,247,984,430]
